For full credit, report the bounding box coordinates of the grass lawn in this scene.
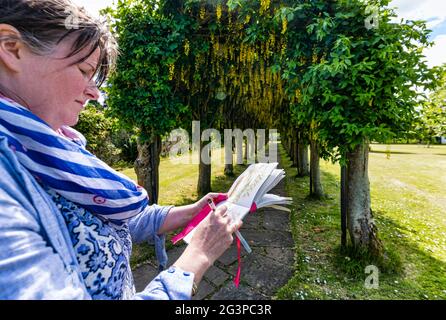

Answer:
[276,143,446,300]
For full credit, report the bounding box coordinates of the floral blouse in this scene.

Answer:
[44,187,135,299]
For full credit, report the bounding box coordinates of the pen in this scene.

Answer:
[207,199,252,254]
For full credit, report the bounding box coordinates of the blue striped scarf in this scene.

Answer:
[0,96,149,222]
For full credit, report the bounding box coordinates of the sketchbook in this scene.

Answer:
[183,162,292,244]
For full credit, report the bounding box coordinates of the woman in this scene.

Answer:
[0,0,240,299]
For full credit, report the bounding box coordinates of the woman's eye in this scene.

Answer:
[79,66,92,77]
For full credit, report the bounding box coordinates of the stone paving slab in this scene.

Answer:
[210,283,269,300]
[241,229,294,248]
[242,212,264,229]
[133,263,159,293]
[262,247,295,265]
[166,245,187,263]
[217,244,249,266]
[227,252,294,296]
[192,279,215,301]
[203,265,230,287]
[263,210,291,231]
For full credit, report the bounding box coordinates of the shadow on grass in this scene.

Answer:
[370,149,446,157]
[278,144,446,299]
[370,150,416,155]
[367,212,446,298]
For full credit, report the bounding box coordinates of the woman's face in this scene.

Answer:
[14,38,101,130]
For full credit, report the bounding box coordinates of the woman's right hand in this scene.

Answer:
[172,205,242,285]
[189,205,241,264]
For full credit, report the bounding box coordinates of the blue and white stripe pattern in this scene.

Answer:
[0,96,149,222]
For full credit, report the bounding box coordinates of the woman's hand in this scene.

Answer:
[189,205,240,264]
[158,193,228,235]
[172,205,242,285]
[194,193,227,212]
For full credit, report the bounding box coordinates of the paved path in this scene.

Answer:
[133,163,294,300]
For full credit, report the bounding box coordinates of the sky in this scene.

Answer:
[390,0,446,67]
[72,0,446,68]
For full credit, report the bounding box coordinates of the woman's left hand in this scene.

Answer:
[194,193,227,212]
[158,193,228,235]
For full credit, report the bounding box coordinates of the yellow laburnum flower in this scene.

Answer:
[216,4,222,22]
[320,54,327,64]
[295,89,302,101]
[260,0,271,15]
[168,64,175,81]
[269,33,275,49]
[282,18,288,34]
[199,6,206,20]
[281,42,287,56]
[180,67,185,82]
[184,39,190,57]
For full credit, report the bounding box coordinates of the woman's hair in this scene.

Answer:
[0,0,118,87]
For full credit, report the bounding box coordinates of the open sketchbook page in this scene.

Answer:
[226,163,278,210]
[183,162,292,244]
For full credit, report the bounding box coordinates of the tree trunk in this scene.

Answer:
[224,134,234,176]
[310,139,324,198]
[135,134,161,204]
[292,133,298,168]
[346,142,383,256]
[289,130,295,165]
[282,131,289,156]
[287,131,293,160]
[244,138,249,163]
[280,131,286,151]
[265,130,270,147]
[197,138,211,196]
[297,142,309,177]
[340,165,348,248]
[224,164,234,176]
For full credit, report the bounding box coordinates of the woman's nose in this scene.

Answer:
[85,81,100,101]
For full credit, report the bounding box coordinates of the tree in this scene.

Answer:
[107,0,288,198]
[419,69,446,146]
[106,0,190,203]
[285,0,439,256]
[75,102,121,165]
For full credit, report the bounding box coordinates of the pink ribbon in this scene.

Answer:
[233,202,257,288]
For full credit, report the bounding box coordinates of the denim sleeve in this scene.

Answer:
[128,204,174,271]
[128,206,195,300]
[0,167,91,299]
[134,266,194,300]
